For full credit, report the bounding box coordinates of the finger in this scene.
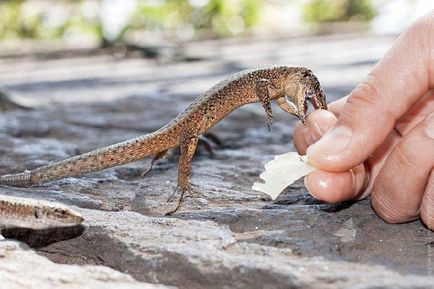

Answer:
[293,109,337,155]
[395,90,434,136]
[304,163,367,203]
[328,96,347,117]
[304,129,403,203]
[302,109,367,203]
[305,98,428,203]
[360,129,402,199]
[293,97,347,154]
[306,109,337,143]
[371,113,434,223]
[420,169,434,230]
[294,121,309,155]
[307,12,434,172]
[361,92,433,199]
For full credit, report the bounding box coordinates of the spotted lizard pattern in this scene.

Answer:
[0,66,327,213]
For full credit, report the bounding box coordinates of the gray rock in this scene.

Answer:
[0,240,176,289]
[0,34,432,288]
[40,208,433,289]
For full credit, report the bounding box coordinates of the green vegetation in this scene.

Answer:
[303,0,376,23]
[0,0,377,45]
[0,0,263,44]
[0,1,90,41]
[130,0,262,40]
[0,0,41,39]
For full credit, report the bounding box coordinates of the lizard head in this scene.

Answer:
[0,196,84,230]
[42,205,85,228]
[279,67,327,123]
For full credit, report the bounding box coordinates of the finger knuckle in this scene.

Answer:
[348,75,380,108]
[345,74,398,126]
[371,189,399,223]
[393,143,419,173]
[420,177,434,230]
[371,188,415,223]
[423,112,434,140]
[420,207,434,230]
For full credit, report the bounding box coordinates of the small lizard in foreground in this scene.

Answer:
[0,195,83,230]
[0,66,327,213]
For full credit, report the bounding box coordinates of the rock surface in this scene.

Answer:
[0,34,433,288]
[0,240,175,289]
[36,208,432,289]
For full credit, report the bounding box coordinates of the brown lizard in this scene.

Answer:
[0,195,83,230]
[0,66,327,213]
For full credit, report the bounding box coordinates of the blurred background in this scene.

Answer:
[0,0,432,108]
[0,0,432,51]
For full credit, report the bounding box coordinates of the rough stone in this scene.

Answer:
[0,240,176,289]
[36,208,432,289]
[0,34,432,288]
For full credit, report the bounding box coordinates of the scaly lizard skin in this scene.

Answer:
[0,65,327,212]
[0,195,84,230]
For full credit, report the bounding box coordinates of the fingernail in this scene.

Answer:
[304,129,314,145]
[305,123,321,145]
[307,118,324,139]
[426,114,434,139]
[307,125,352,161]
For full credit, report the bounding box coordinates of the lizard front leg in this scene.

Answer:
[166,133,199,214]
[256,79,280,131]
[282,84,309,123]
[276,96,300,118]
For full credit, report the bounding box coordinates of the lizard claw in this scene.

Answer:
[165,184,191,215]
[266,115,273,131]
[166,185,179,203]
[262,101,273,131]
[165,183,202,215]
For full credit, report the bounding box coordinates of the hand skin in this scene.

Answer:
[293,11,434,230]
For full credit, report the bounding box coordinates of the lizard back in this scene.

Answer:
[0,65,324,187]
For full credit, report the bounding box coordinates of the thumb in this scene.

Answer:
[307,11,434,171]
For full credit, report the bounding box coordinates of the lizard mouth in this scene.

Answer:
[302,91,319,120]
[304,91,313,111]
[284,95,307,123]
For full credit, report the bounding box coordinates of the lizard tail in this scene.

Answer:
[0,170,32,186]
[0,129,177,187]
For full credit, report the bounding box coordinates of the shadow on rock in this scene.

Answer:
[1,225,85,248]
[0,90,30,111]
[265,188,356,213]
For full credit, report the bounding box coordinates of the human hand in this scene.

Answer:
[293,11,434,230]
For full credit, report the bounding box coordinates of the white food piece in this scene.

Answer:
[252,152,317,200]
